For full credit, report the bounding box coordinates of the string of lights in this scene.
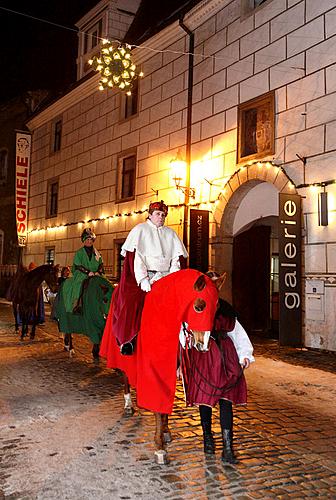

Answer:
[28,160,302,235]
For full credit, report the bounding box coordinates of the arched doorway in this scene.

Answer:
[212,163,301,344]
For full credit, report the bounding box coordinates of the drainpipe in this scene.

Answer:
[179,18,194,250]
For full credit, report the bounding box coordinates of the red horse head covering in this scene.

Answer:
[148,200,168,215]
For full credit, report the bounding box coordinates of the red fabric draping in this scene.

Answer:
[100,269,219,414]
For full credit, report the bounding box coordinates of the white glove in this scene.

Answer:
[140,277,151,292]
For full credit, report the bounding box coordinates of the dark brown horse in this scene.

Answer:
[9,264,59,340]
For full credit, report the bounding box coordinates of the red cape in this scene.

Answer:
[100,269,218,414]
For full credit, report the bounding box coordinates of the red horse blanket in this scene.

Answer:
[100,269,218,414]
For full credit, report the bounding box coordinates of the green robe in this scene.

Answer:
[62,246,104,313]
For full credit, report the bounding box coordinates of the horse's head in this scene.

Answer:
[44,264,60,293]
[183,271,226,352]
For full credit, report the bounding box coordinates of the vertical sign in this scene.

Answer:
[189,209,209,272]
[279,193,302,346]
[15,132,31,247]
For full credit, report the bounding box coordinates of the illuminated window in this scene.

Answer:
[117,152,136,202]
[46,178,59,218]
[45,247,55,265]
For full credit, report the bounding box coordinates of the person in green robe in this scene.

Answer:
[63,228,105,313]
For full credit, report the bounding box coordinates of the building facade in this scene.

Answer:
[26,0,336,351]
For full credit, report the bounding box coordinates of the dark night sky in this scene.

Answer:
[0,0,99,103]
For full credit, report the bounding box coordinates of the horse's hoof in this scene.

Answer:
[123,406,135,417]
[154,449,169,465]
[69,349,75,357]
[29,335,35,340]
[163,431,172,443]
[64,345,70,351]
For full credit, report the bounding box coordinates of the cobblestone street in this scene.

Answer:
[1,299,336,499]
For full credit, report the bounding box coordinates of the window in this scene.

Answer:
[114,240,125,280]
[117,153,136,202]
[0,149,8,185]
[237,91,275,163]
[241,0,270,16]
[124,79,139,119]
[84,20,102,54]
[45,247,55,265]
[52,119,62,153]
[46,178,59,218]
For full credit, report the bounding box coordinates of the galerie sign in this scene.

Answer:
[278,193,302,346]
[15,132,31,247]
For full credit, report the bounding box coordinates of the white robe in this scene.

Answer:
[121,219,188,284]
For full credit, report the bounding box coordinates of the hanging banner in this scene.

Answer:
[279,193,302,346]
[15,132,31,247]
[189,209,209,272]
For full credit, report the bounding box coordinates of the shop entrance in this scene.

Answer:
[232,217,279,339]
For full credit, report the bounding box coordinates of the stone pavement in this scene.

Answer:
[0,299,336,499]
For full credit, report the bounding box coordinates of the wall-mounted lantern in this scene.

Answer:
[170,149,195,198]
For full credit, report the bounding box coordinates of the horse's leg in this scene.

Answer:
[64,334,75,356]
[162,413,172,443]
[13,304,19,334]
[92,343,100,362]
[30,321,36,340]
[20,314,27,341]
[154,413,169,464]
[69,334,75,357]
[122,372,135,416]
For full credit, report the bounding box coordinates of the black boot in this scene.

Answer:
[200,406,215,455]
[221,429,237,464]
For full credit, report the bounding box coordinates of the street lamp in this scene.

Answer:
[170,150,195,199]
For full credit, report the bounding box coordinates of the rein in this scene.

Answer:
[181,323,244,397]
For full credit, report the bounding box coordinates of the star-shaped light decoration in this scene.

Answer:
[88,40,143,94]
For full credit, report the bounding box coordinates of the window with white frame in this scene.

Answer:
[116,151,136,202]
[83,19,102,54]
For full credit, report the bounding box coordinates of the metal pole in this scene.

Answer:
[179,19,194,251]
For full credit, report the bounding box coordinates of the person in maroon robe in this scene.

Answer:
[180,271,254,464]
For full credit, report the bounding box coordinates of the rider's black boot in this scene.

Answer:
[200,405,215,455]
[221,429,237,464]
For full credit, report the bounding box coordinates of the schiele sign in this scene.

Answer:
[279,193,302,346]
[15,132,31,247]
